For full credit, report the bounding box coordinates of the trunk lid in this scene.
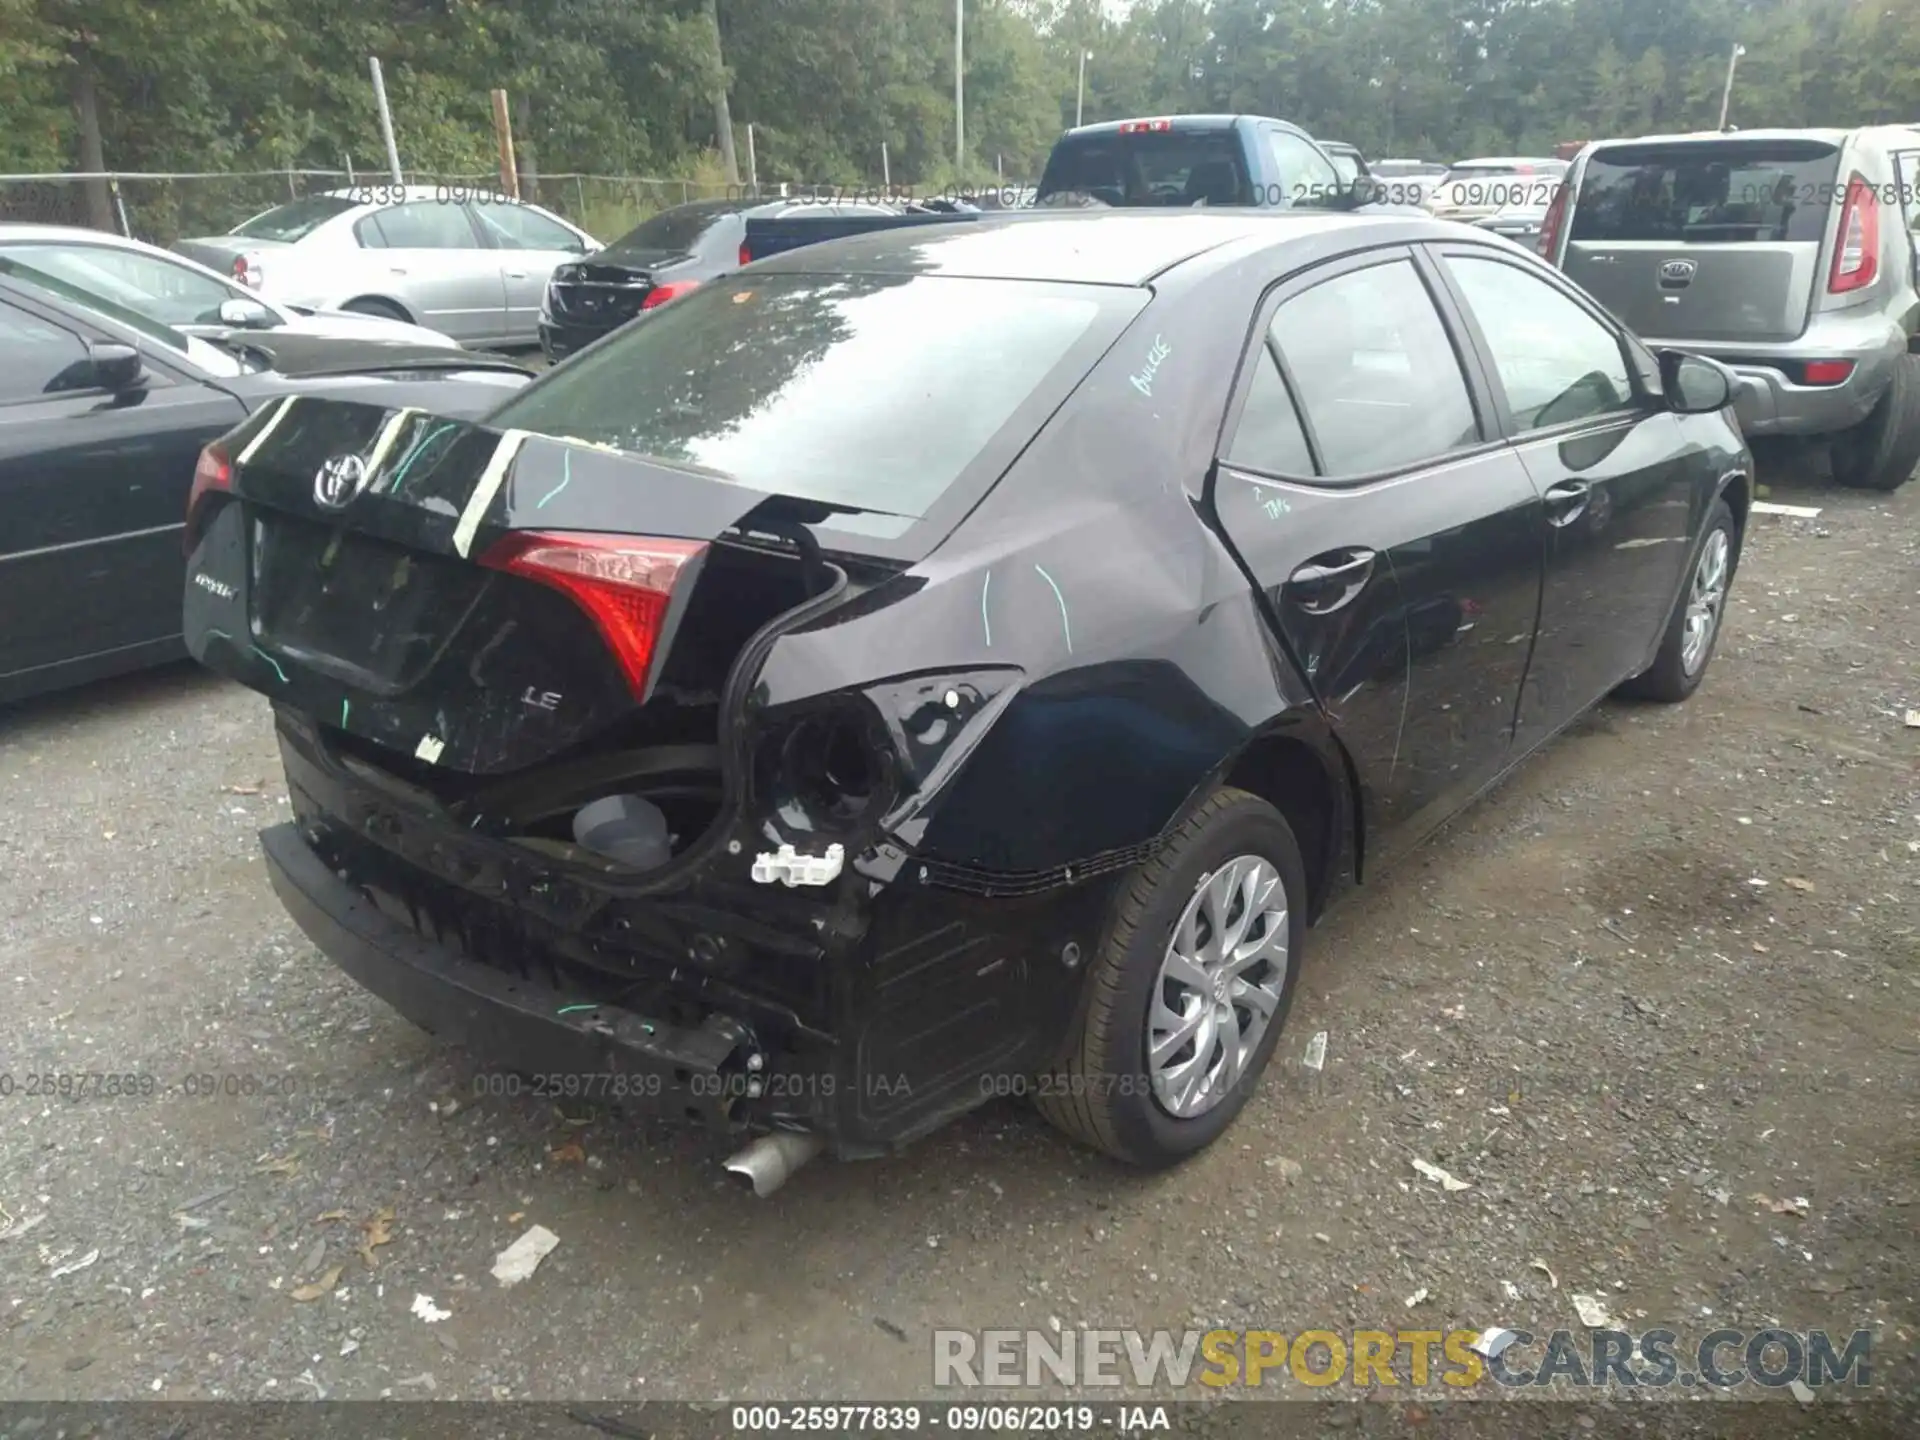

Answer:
[546,259,669,329]
[183,397,817,778]
[1560,137,1841,344]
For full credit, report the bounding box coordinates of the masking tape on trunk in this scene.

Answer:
[452,428,531,558]
[363,406,422,484]
[235,395,296,467]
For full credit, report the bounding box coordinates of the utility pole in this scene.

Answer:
[1076,49,1090,128]
[369,57,403,183]
[954,0,965,174]
[1717,42,1746,132]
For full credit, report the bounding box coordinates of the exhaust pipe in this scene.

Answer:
[724,1130,825,1197]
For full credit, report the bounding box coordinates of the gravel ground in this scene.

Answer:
[0,448,1915,1417]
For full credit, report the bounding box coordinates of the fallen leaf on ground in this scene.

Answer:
[1572,1293,1615,1328]
[359,1207,395,1267]
[254,1151,302,1177]
[290,1265,343,1302]
[1529,1258,1559,1289]
[314,1210,349,1224]
[222,784,263,795]
[506,1211,525,1224]
[1782,877,1816,892]
[549,1141,586,1165]
[1752,1193,1809,1216]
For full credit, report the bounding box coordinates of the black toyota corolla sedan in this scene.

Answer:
[183,211,1750,1191]
[0,259,532,706]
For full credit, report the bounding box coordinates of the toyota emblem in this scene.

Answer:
[1659,258,1697,285]
[314,453,371,510]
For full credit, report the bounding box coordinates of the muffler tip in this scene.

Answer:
[723,1130,826,1197]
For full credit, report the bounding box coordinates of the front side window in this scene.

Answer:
[0,299,91,404]
[1442,254,1634,430]
[473,202,583,252]
[485,272,1139,518]
[1269,259,1479,476]
[4,244,240,327]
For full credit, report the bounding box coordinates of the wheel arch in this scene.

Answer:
[336,294,419,323]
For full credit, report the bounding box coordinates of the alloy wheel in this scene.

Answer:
[1681,527,1730,676]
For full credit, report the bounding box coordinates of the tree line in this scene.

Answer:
[5,0,1920,203]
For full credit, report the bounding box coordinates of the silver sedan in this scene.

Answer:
[0,223,460,348]
[174,186,599,347]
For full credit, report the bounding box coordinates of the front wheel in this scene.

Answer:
[1036,787,1305,1168]
[1617,498,1738,703]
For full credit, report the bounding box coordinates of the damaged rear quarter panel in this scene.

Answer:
[752,259,1325,881]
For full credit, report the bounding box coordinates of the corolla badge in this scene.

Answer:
[1658,258,1698,285]
[313,453,371,510]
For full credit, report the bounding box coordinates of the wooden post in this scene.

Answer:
[490,89,519,199]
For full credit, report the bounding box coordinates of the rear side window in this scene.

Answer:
[1268,259,1480,477]
[484,273,1140,518]
[1570,141,1841,243]
[363,203,481,249]
[232,195,356,242]
[473,202,583,252]
[1227,346,1314,475]
[1038,131,1248,207]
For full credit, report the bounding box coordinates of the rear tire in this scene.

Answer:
[1035,787,1305,1168]
[1831,353,1920,491]
[341,297,411,324]
[1617,498,1738,703]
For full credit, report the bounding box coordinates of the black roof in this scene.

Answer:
[752,209,1456,287]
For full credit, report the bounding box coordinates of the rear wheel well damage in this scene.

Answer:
[1220,733,1352,921]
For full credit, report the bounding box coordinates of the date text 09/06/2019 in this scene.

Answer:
[729,1405,1168,1432]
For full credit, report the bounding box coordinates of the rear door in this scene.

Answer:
[1431,243,1705,742]
[1558,138,1842,343]
[471,201,590,342]
[1209,248,1545,859]
[353,202,508,343]
[0,292,246,690]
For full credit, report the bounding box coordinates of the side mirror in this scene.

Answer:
[218,297,277,329]
[1658,349,1733,414]
[87,340,146,393]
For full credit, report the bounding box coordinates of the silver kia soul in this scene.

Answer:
[1543,127,1920,491]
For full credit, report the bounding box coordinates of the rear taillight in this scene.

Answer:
[479,532,706,697]
[641,280,702,310]
[1117,119,1173,134]
[231,251,265,289]
[184,442,233,552]
[1802,359,1856,385]
[737,242,752,267]
[1537,182,1569,258]
[1829,175,1879,293]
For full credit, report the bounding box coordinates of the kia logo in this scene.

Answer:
[1659,258,1697,285]
[314,453,371,510]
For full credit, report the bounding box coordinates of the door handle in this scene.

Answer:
[1543,479,1592,527]
[505,270,528,280]
[388,267,409,276]
[1284,548,1376,613]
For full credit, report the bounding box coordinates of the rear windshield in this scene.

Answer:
[1038,131,1248,207]
[232,195,357,241]
[484,273,1139,518]
[605,202,749,257]
[1570,141,1841,243]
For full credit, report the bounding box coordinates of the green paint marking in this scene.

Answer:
[340,699,351,727]
[388,421,459,493]
[250,646,288,684]
[556,1003,598,1016]
[537,449,572,509]
[205,628,234,643]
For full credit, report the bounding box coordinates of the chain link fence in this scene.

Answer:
[0,170,809,248]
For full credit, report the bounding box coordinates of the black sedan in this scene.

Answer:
[183,212,1749,1189]
[0,259,533,706]
[539,195,902,360]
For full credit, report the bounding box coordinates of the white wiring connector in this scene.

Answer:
[750,842,845,887]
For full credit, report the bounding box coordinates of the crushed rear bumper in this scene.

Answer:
[261,822,756,1131]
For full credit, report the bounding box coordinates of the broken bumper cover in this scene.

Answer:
[260,822,756,1131]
